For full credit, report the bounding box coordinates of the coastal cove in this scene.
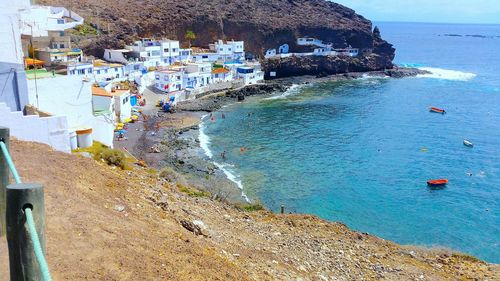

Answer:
[194,22,500,263]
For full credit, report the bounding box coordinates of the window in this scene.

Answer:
[164,76,169,81]
[89,69,93,73]
[97,70,101,74]
[78,69,85,75]
[59,31,64,36]
[202,55,208,59]
[57,19,65,24]
[173,48,178,52]
[164,48,169,52]
[105,69,108,73]
[228,48,232,51]
[59,44,65,48]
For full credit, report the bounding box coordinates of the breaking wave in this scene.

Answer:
[417,67,477,81]
[199,116,250,202]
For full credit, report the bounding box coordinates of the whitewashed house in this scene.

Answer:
[92,84,132,123]
[93,60,125,82]
[126,38,162,68]
[19,5,84,38]
[236,65,264,85]
[186,62,212,87]
[155,69,183,93]
[26,72,115,148]
[265,49,277,58]
[104,49,136,64]
[66,62,93,77]
[212,67,233,83]
[179,48,192,62]
[160,39,180,65]
[297,37,326,47]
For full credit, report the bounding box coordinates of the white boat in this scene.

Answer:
[463,139,474,147]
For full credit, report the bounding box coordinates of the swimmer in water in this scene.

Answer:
[221,113,226,119]
[221,150,226,159]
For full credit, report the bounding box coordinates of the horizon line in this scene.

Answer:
[372,20,500,25]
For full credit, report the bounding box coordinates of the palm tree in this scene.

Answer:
[185,30,196,48]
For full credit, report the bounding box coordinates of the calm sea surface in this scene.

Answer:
[199,22,500,263]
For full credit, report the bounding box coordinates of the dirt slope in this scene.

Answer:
[2,139,499,280]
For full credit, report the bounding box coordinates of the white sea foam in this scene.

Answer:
[417,67,477,81]
[213,161,250,202]
[264,84,302,100]
[198,116,213,158]
[198,116,250,202]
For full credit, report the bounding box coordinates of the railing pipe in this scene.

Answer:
[0,126,9,236]
[6,183,48,281]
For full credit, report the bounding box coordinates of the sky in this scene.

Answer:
[332,0,500,24]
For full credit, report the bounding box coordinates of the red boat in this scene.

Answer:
[427,179,448,186]
[430,107,446,114]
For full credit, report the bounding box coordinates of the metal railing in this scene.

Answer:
[0,127,52,281]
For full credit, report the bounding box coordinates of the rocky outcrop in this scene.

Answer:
[40,0,395,66]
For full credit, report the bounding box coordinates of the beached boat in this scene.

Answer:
[429,107,446,114]
[427,179,448,186]
[463,139,474,147]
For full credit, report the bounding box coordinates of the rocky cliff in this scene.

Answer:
[39,0,395,73]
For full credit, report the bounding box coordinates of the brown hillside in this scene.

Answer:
[38,0,393,62]
[0,139,498,280]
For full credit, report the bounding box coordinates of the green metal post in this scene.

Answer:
[0,127,9,236]
[6,183,46,281]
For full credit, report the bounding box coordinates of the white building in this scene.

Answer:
[155,69,183,93]
[126,38,162,68]
[67,62,94,77]
[26,73,114,148]
[36,48,83,66]
[0,0,31,65]
[212,67,233,83]
[186,62,212,87]
[192,39,245,63]
[92,85,132,123]
[93,60,125,82]
[236,66,264,85]
[19,5,84,38]
[210,40,245,61]
[104,49,136,64]
[297,37,326,48]
[179,48,193,62]
[160,39,180,65]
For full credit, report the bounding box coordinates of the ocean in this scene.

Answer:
[199,22,500,263]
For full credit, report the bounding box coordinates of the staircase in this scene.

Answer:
[0,103,70,153]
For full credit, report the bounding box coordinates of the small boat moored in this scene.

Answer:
[427,179,449,187]
[429,107,446,114]
[463,139,474,148]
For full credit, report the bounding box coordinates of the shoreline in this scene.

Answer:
[124,67,429,204]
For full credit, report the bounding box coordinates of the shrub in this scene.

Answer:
[159,166,184,183]
[235,203,265,212]
[100,149,126,169]
[177,183,210,198]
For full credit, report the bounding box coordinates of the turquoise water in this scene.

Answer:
[200,23,500,263]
